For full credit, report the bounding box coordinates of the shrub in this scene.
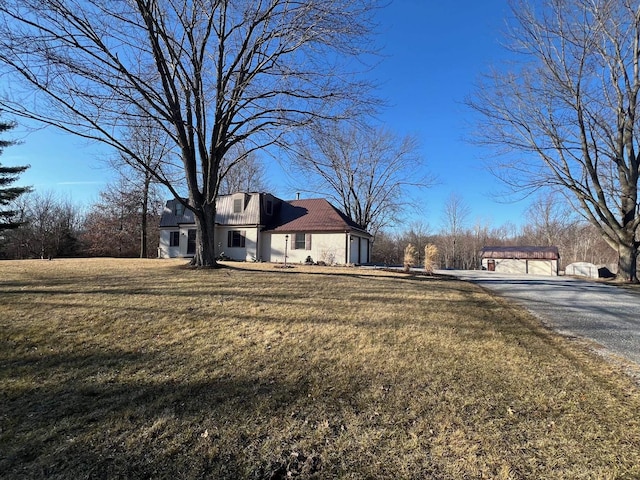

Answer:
[403,244,417,272]
[424,243,438,274]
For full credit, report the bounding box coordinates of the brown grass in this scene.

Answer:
[2,258,640,479]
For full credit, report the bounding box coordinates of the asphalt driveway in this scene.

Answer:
[441,270,640,366]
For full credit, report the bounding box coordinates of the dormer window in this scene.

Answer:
[266,200,273,215]
[174,202,185,216]
[233,198,243,213]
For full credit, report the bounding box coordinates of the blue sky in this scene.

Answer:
[3,0,530,232]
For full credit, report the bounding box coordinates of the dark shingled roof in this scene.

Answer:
[481,246,560,260]
[265,198,369,235]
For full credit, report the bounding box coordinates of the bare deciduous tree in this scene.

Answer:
[0,0,379,266]
[218,148,269,195]
[82,178,162,258]
[4,191,83,259]
[110,117,175,258]
[521,193,578,247]
[469,0,640,282]
[440,193,470,269]
[291,123,431,236]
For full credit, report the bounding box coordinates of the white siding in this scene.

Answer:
[494,258,527,274]
[264,232,348,264]
[482,258,558,275]
[217,226,260,261]
[349,234,370,264]
[158,230,172,258]
[161,227,368,265]
[159,229,188,258]
[528,259,557,276]
[565,262,599,278]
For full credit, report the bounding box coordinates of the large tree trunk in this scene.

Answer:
[140,175,149,259]
[191,202,219,268]
[617,242,639,283]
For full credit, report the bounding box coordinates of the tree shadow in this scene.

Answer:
[1,346,323,479]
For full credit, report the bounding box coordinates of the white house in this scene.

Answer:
[480,246,560,276]
[158,192,371,265]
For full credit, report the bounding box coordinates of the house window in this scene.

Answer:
[228,230,246,248]
[293,233,311,250]
[233,198,243,213]
[169,231,180,247]
[265,200,273,215]
[174,202,184,216]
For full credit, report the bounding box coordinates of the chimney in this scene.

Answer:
[296,192,300,200]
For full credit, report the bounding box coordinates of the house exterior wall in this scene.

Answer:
[159,229,174,258]
[159,226,260,260]
[217,226,260,261]
[482,258,558,275]
[159,228,192,258]
[159,194,371,263]
[160,227,368,265]
[263,232,349,264]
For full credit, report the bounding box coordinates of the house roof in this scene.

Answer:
[215,193,261,225]
[159,199,194,227]
[160,193,267,228]
[264,198,369,236]
[160,194,371,237]
[481,246,560,260]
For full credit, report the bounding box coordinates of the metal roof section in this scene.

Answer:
[481,246,560,260]
[160,193,270,228]
[159,198,194,227]
[215,192,261,225]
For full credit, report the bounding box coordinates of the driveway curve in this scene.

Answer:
[440,270,640,366]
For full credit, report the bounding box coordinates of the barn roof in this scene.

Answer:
[481,246,560,260]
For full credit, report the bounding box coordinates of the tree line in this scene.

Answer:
[0,0,638,279]
[0,115,622,267]
[372,194,618,272]
[1,183,163,260]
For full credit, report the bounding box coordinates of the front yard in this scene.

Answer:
[1,259,639,479]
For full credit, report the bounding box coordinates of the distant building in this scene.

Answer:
[480,246,560,276]
[158,192,371,265]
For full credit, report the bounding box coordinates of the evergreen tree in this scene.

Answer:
[0,120,30,230]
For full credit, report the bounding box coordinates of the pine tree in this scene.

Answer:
[0,120,30,231]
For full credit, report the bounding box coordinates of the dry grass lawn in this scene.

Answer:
[2,258,640,479]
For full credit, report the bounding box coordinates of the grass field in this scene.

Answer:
[2,258,640,479]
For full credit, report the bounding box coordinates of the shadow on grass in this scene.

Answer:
[1,346,322,479]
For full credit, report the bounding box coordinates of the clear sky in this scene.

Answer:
[3,0,530,232]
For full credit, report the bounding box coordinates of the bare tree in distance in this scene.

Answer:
[440,193,470,269]
[522,193,579,247]
[6,191,83,259]
[218,148,270,195]
[82,177,162,258]
[404,220,431,266]
[0,0,380,267]
[290,123,432,237]
[109,117,176,258]
[468,0,640,282]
